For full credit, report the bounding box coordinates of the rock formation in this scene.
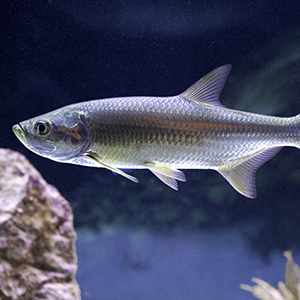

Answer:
[0,149,80,299]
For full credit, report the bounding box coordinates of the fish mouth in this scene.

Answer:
[12,123,33,150]
[12,123,56,153]
[12,124,25,140]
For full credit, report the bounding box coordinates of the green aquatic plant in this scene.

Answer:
[241,251,300,300]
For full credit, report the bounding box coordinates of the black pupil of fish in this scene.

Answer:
[37,123,48,134]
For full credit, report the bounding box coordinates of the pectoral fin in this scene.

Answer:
[146,162,186,191]
[85,153,139,183]
[217,147,282,198]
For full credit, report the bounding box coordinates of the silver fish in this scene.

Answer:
[12,65,300,198]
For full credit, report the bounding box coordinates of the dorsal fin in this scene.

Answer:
[217,147,282,198]
[181,64,231,108]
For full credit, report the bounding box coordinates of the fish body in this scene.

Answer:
[13,65,300,198]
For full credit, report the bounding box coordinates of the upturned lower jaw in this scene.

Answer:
[12,124,24,139]
[12,124,56,153]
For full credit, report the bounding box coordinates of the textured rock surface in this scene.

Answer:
[0,149,81,299]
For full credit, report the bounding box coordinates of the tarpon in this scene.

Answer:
[13,65,300,198]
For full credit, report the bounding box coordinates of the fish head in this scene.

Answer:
[12,105,90,162]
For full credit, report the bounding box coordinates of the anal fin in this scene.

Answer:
[85,153,138,183]
[217,147,282,198]
[146,162,186,191]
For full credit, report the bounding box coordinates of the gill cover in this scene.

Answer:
[15,105,90,161]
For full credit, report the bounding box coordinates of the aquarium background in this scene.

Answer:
[1,0,300,299]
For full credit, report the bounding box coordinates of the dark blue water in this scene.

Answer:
[2,1,300,299]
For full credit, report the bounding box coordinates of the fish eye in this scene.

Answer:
[34,120,51,136]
